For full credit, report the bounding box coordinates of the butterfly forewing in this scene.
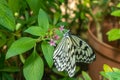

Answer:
[70,35,95,63]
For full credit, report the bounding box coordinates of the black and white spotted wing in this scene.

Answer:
[70,35,96,63]
[53,31,96,77]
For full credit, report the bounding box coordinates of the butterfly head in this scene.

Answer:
[63,30,70,37]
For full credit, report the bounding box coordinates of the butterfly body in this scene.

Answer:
[53,31,96,77]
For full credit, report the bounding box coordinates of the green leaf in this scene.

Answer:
[23,50,44,80]
[0,0,7,4]
[0,32,6,48]
[50,75,57,80]
[80,12,86,20]
[0,66,20,72]
[25,26,46,36]
[0,0,15,31]
[55,29,63,38]
[111,10,120,17]
[6,37,36,59]
[41,41,54,68]
[107,29,120,41]
[82,71,92,80]
[106,72,120,79]
[3,73,14,80]
[59,0,65,3]
[8,0,21,13]
[78,77,83,80]
[113,68,120,72]
[53,12,61,25]
[38,9,49,31]
[103,64,113,72]
[117,3,120,8]
[52,68,68,77]
[100,71,110,79]
[26,0,41,14]
[56,22,68,27]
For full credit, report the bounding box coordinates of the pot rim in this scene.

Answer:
[88,25,120,63]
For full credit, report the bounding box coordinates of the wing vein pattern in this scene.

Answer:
[53,31,96,77]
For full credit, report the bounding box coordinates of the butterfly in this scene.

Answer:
[53,30,96,77]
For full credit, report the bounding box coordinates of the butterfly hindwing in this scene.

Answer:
[53,37,69,71]
[53,35,76,77]
[64,37,76,77]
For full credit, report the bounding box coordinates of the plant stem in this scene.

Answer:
[89,8,103,41]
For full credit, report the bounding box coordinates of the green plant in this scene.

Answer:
[0,0,67,80]
[78,71,92,80]
[0,0,93,80]
[2,0,119,80]
[107,3,120,41]
[100,64,120,80]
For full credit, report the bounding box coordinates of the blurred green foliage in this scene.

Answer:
[100,64,120,80]
[107,3,120,41]
[0,0,119,80]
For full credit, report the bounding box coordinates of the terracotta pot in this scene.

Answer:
[87,23,120,80]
